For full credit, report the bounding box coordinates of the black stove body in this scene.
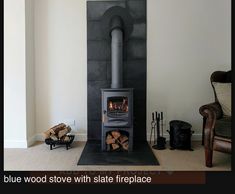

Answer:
[101,88,133,151]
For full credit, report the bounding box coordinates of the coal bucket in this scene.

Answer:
[167,120,194,151]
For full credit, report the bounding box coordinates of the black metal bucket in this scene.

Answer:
[167,120,194,151]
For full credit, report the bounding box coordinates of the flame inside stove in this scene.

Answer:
[108,98,128,112]
[109,101,113,110]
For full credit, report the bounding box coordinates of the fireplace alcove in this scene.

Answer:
[78,0,159,165]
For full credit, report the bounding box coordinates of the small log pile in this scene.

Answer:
[106,131,129,151]
[43,123,72,142]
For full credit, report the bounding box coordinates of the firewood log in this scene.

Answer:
[122,142,129,151]
[58,126,71,139]
[111,131,121,139]
[60,135,70,142]
[42,129,51,139]
[106,134,112,140]
[106,138,116,145]
[106,134,115,144]
[111,143,120,150]
[50,134,58,141]
[50,123,66,134]
[119,135,128,144]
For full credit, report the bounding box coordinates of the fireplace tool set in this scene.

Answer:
[150,112,166,150]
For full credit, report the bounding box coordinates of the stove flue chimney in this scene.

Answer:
[110,16,123,89]
[101,6,133,89]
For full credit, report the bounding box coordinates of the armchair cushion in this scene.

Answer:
[212,82,231,117]
[214,117,231,139]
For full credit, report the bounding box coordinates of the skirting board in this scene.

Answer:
[4,133,87,148]
[36,133,202,142]
[4,133,201,148]
[27,135,36,147]
[4,135,39,148]
[146,133,202,141]
[4,140,28,148]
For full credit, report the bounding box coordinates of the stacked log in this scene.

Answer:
[106,131,129,151]
[43,123,72,142]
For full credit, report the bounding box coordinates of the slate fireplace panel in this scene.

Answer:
[87,0,146,141]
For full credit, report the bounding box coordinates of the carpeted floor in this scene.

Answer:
[4,141,231,171]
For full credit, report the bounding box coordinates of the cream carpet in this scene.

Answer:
[4,141,231,171]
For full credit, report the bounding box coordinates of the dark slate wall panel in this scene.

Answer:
[131,23,146,39]
[127,0,146,21]
[87,1,126,20]
[87,41,111,60]
[87,21,103,40]
[88,121,102,140]
[126,40,146,59]
[124,60,146,80]
[87,0,146,141]
[88,61,108,81]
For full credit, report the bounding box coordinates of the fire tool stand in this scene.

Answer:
[152,111,166,150]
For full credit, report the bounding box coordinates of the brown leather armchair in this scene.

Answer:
[199,70,231,167]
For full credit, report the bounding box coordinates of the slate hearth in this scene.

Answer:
[78,141,159,165]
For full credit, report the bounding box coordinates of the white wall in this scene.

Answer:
[4,0,27,147]
[25,0,36,145]
[34,0,231,140]
[5,0,231,146]
[147,0,231,138]
[34,0,87,140]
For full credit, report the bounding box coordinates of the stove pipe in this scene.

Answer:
[110,16,123,89]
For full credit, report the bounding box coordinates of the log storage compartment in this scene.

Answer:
[105,130,130,151]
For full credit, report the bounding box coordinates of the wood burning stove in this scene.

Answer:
[101,89,133,151]
[101,6,134,152]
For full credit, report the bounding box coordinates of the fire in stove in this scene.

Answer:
[108,97,128,113]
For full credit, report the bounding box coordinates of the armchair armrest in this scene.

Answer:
[199,103,219,149]
[199,102,223,120]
